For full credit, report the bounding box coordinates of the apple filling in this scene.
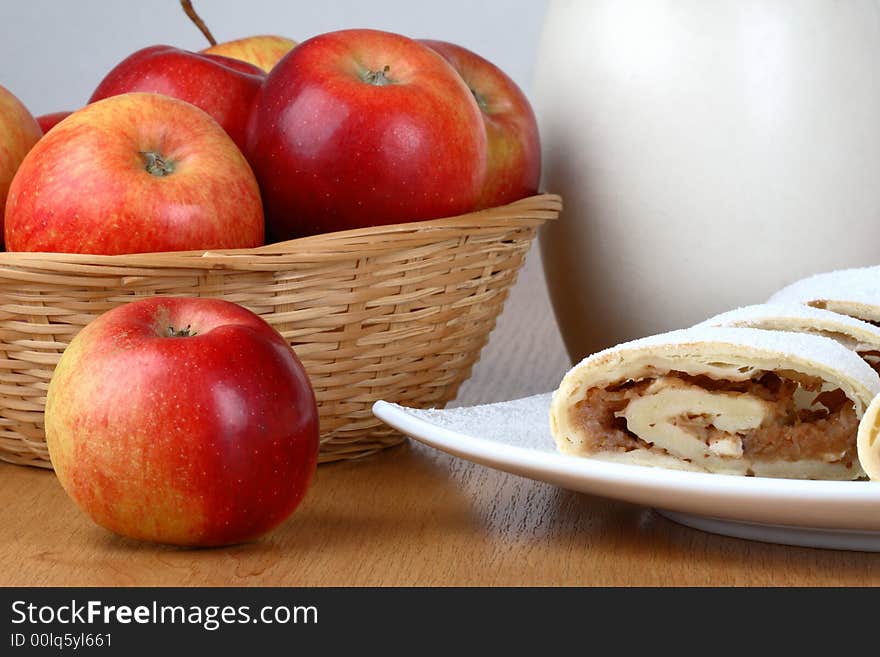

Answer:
[569,371,859,471]
[860,350,880,375]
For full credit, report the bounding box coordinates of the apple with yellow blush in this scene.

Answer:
[0,84,41,242]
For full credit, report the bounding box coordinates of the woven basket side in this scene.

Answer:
[275,221,539,461]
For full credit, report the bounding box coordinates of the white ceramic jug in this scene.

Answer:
[535,0,880,362]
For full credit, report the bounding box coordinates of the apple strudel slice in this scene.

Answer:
[698,303,880,374]
[857,394,880,480]
[769,265,880,324]
[550,327,880,480]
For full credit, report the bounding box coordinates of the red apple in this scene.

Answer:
[246,28,488,239]
[89,45,265,151]
[420,40,541,208]
[0,85,41,242]
[203,35,297,72]
[45,296,319,546]
[5,92,264,255]
[36,111,73,135]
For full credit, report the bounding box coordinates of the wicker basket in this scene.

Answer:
[0,193,561,469]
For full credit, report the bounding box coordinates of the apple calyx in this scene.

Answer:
[140,151,175,177]
[166,324,197,338]
[362,65,395,86]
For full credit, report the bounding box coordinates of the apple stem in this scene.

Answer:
[167,325,197,338]
[141,151,175,177]
[180,0,217,46]
[470,87,490,113]
[362,65,395,86]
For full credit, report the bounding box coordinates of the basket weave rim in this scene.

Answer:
[0,193,561,269]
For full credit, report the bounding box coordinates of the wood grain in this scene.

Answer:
[3,252,878,586]
[2,443,879,586]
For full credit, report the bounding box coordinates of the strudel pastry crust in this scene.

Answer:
[769,265,880,323]
[699,303,880,373]
[550,327,880,480]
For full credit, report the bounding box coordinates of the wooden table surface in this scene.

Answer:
[2,245,878,586]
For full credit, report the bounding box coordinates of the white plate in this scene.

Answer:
[372,393,880,552]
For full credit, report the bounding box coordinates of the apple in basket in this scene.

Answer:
[179,0,296,73]
[420,40,541,209]
[35,111,73,135]
[89,45,265,151]
[45,297,320,546]
[4,92,264,255]
[245,28,488,240]
[202,35,297,72]
[0,84,41,242]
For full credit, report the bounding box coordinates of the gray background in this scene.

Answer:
[0,0,570,404]
[1,0,547,116]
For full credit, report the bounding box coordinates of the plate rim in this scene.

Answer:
[372,398,880,534]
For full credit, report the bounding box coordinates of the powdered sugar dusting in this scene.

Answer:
[769,265,880,309]
[698,302,880,340]
[401,393,555,451]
